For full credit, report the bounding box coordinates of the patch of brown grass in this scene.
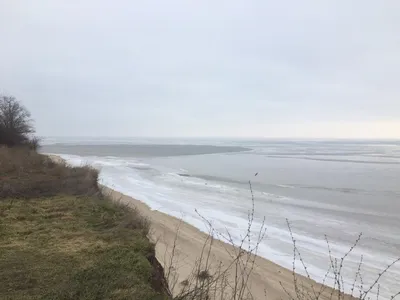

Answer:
[0,147,99,198]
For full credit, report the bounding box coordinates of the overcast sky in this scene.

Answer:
[1,1,399,138]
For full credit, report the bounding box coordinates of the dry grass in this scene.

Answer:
[0,148,170,300]
[0,147,99,198]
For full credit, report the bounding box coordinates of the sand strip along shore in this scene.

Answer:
[48,154,350,300]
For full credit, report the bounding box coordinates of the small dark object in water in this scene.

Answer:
[178,173,191,177]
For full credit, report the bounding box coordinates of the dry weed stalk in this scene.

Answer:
[162,181,266,300]
[282,220,400,300]
[163,179,400,300]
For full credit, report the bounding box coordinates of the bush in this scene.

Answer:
[0,95,39,149]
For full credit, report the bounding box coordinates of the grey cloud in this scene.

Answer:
[1,0,400,138]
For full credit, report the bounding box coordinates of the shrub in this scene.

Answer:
[0,95,38,149]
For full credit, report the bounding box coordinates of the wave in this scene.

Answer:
[266,155,400,164]
[178,173,250,186]
[275,184,295,189]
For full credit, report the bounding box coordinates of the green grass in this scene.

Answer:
[0,148,169,300]
[0,195,167,300]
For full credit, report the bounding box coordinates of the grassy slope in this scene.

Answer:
[0,148,169,300]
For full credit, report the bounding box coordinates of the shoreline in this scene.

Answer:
[48,154,347,300]
[105,187,345,300]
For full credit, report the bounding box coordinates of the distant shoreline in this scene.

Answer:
[42,144,252,158]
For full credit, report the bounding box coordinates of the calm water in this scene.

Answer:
[42,138,400,299]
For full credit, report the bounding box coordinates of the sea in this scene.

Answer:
[42,138,400,299]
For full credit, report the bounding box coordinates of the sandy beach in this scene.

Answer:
[48,154,350,300]
[106,187,346,300]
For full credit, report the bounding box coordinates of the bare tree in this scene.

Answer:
[0,95,36,148]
